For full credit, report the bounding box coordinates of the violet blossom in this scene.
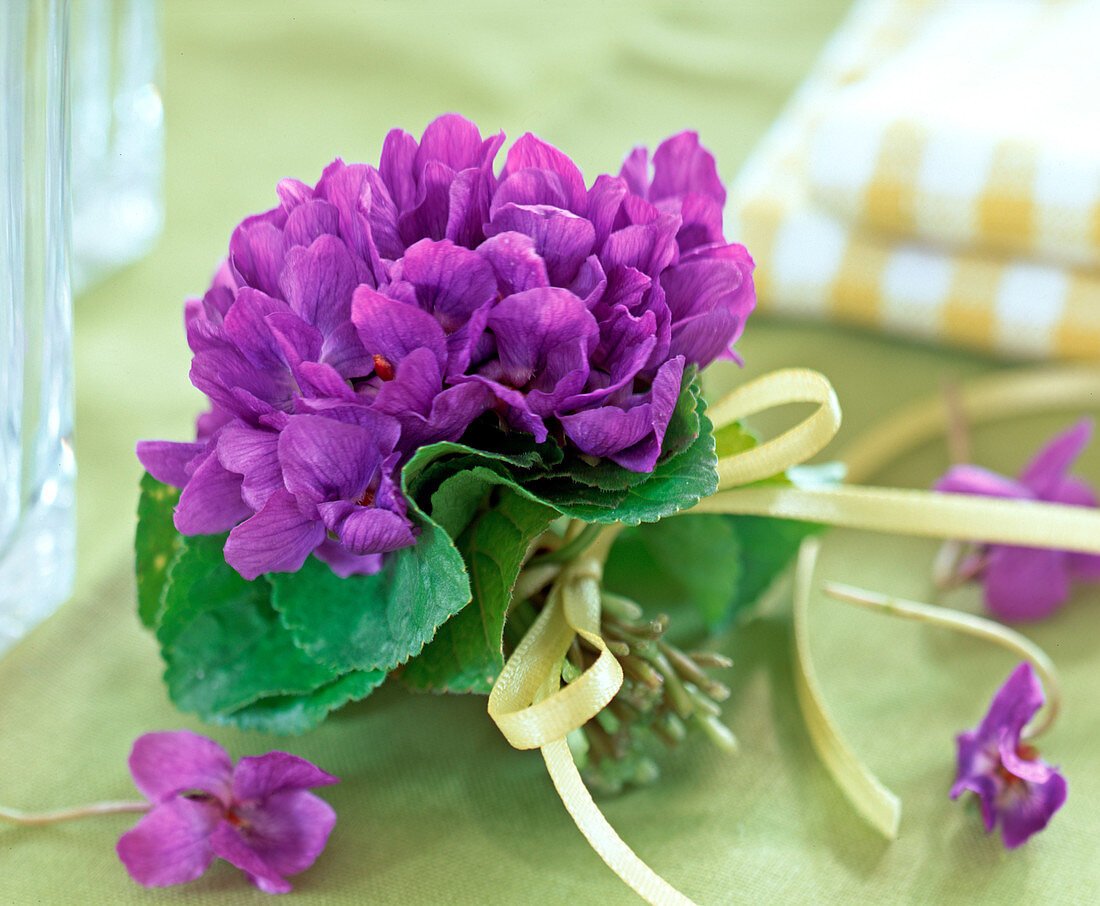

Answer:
[950,663,1066,848]
[117,730,338,893]
[138,114,755,580]
[934,418,1100,621]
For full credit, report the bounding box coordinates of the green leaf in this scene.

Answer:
[214,669,386,735]
[713,421,758,459]
[269,505,470,675]
[531,378,718,525]
[727,514,823,614]
[604,515,742,630]
[134,472,182,628]
[402,483,557,694]
[157,533,340,719]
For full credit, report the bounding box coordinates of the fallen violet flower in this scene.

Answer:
[117,731,338,893]
[934,418,1100,620]
[951,662,1066,849]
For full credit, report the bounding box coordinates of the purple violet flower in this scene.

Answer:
[951,663,1067,848]
[138,115,756,579]
[934,418,1100,621]
[117,730,339,893]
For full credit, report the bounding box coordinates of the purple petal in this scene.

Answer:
[379,128,419,213]
[619,146,650,198]
[276,177,314,211]
[934,465,1033,500]
[216,423,283,511]
[587,174,629,250]
[477,231,550,295]
[397,159,452,245]
[174,448,251,536]
[559,356,683,471]
[983,546,1071,621]
[977,663,1046,743]
[229,218,287,298]
[117,797,222,888]
[416,113,487,173]
[223,489,326,580]
[649,131,726,206]
[128,730,234,805]
[1020,419,1093,498]
[351,287,447,368]
[320,320,376,378]
[136,440,205,489]
[487,287,598,394]
[395,238,498,332]
[661,248,755,367]
[220,789,336,885]
[222,288,288,373]
[278,235,360,336]
[232,752,340,802]
[667,192,726,253]
[318,500,416,554]
[363,167,402,261]
[316,160,384,283]
[209,822,292,894]
[279,415,378,504]
[189,338,293,417]
[999,772,1068,848]
[492,167,571,214]
[372,347,446,418]
[486,203,595,286]
[503,132,588,215]
[282,199,339,250]
[601,212,680,278]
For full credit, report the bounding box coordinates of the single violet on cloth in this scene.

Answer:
[137,114,755,580]
[951,663,1067,848]
[934,418,1100,620]
[117,730,338,893]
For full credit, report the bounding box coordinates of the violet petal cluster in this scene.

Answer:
[934,418,1100,621]
[117,730,339,893]
[950,663,1067,848]
[138,115,755,580]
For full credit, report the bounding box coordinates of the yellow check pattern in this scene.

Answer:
[729,0,1100,361]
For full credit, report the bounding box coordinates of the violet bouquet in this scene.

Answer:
[134,115,812,769]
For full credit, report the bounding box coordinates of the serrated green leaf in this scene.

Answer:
[213,668,385,735]
[402,483,557,694]
[158,533,340,719]
[531,379,718,525]
[269,505,470,675]
[134,472,182,628]
[604,515,742,629]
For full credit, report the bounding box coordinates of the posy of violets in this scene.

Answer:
[137,114,754,581]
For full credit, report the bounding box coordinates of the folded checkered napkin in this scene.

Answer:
[728,0,1100,360]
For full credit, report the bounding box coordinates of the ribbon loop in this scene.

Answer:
[710,368,842,489]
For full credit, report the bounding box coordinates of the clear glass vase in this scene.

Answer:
[71,0,162,293]
[0,0,76,655]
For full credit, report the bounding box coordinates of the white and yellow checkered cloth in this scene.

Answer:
[729,0,1100,360]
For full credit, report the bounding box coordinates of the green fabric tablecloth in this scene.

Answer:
[4,2,1099,903]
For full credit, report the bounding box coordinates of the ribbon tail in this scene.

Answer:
[792,538,901,839]
[541,738,700,906]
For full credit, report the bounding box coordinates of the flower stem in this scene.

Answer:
[528,521,605,566]
[822,582,1062,739]
[0,800,150,826]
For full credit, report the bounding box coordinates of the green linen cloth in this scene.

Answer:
[4,2,1098,903]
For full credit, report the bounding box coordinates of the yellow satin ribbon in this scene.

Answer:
[488,530,699,906]
[488,365,1100,904]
